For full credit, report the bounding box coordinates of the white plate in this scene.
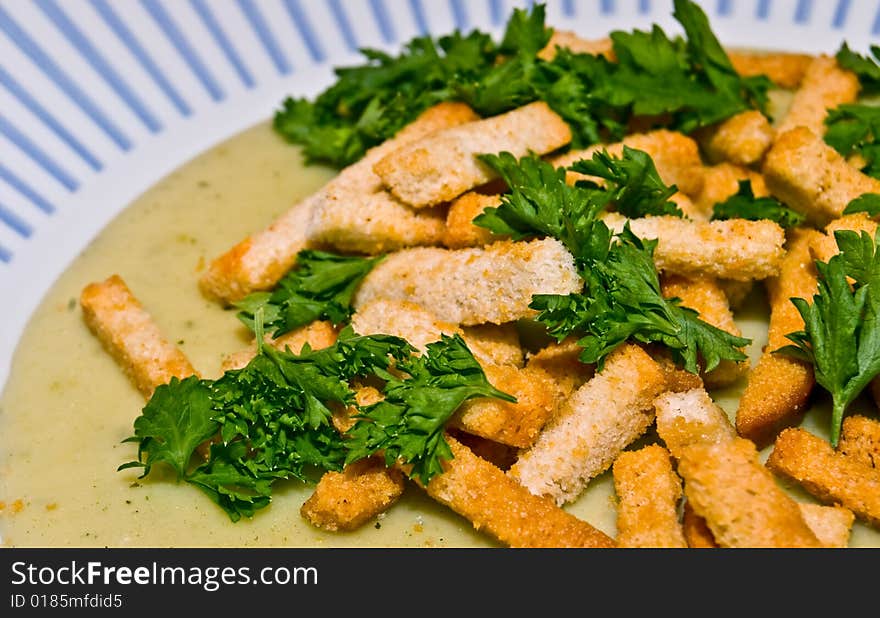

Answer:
[2,0,880,390]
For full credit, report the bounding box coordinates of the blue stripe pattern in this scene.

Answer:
[794,0,813,24]
[237,0,292,75]
[283,0,326,63]
[639,0,651,14]
[140,0,225,101]
[0,65,102,172]
[0,201,33,238]
[368,0,396,44]
[489,0,505,26]
[408,0,429,35]
[562,0,576,17]
[600,0,615,15]
[190,0,255,88]
[833,0,852,29]
[717,0,732,16]
[0,4,132,151]
[450,0,468,32]
[36,0,161,134]
[0,163,55,214]
[756,0,772,19]
[89,0,191,117]
[0,243,11,263]
[0,114,78,191]
[327,0,358,52]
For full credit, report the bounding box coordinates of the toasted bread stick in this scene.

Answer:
[602,213,786,282]
[694,162,769,218]
[220,320,339,372]
[682,501,718,548]
[524,337,595,409]
[460,323,524,368]
[80,275,198,399]
[654,388,736,460]
[735,228,822,448]
[612,444,687,548]
[660,274,748,388]
[300,458,406,532]
[509,344,666,505]
[552,129,705,198]
[763,127,880,227]
[697,110,775,167]
[838,415,880,470]
[417,435,616,548]
[728,50,814,89]
[776,55,859,136]
[353,237,582,325]
[199,102,478,303]
[767,428,880,528]
[442,192,504,249]
[677,437,823,547]
[374,102,572,208]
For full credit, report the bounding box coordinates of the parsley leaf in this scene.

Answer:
[836,43,880,94]
[344,334,516,485]
[711,180,806,228]
[234,250,383,338]
[843,192,880,216]
[824,103,880,179]
[532,227,750,374]
[777,229,880,445]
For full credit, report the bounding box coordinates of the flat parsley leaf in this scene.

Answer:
[711,180,806,228]
[824,103,880,179]
[344,334,516,485]
[836,43,880,94]
[234,250,383,338]
[777,229,880,445]
[843,193,880,217]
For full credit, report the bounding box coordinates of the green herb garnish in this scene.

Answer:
[824,103,880,179]
[711,180,806,228]
[777,229,880,446]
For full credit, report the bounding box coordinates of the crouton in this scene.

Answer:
[508,344,666,505]
[374,102,572,208]
[682,501,718,548]
[524,337,595,408]
[838,415,880,470]
[736,228,821,447]
[602,213,786,282]
[694,162,769,217]
[653,387,736,460]
[353,238,582,325]
[537,31,614,61]
[442,192,504,249]
[763,126,880,227]
[200,102,478,303]
[351,298,460,353]
[727,50,814,89]
[767,427,880,527]
[552,129,705,198]
[810,212,878,265]
[697,110,775,167]
[80,275,198,398]
[660,274,748,388]
[717,279,755,310]
[677,437,823,547]
[220,320,339,372]
[612,444,687,548]
[418,434,616,547]
[300,458,406,532]
[776,55,860,136]
[460,323,524,368]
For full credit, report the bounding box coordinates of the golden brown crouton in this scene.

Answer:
[374,102,572,208]
[612,444,687,548]
[763,127,880,226]
[682,501,719,548]
[677,437,823,548]
[810,212,878,265]
[767,427,880,528]
[460,323,524,368]
[448,429,519,471]
[698,110,775,167]
[838,415,880,470]
[776,55,860,136]
[727,50,814,89]
[537,30,614,61]
[524,337,595,408]
[508,344,666,505]
[694,162,769,217]
[442,192,504,248]
[351,298,460,353]
[660,274,748,388]
[736,228,822,448]
[220,320,339,372]
[80,275,198,398]
[353,238,582,326]
[602,213,787,282]
[200,102,477,303]
[419,435,616,548]
[300,458,406,532]
[654,387,736,460]
[553,129,705,198]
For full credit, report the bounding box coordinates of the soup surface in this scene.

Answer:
[1,120,878,548]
